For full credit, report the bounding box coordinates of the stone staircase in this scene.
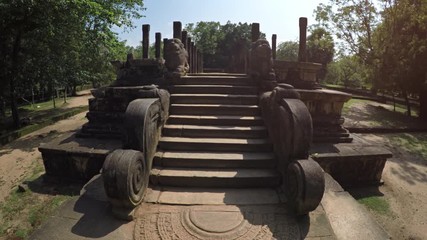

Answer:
[150,74,281,198]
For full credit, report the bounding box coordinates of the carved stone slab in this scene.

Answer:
[134,205,301,240]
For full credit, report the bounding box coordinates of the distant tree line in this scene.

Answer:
[184,21,265,71]
[314,0,427,119]
[0,0,145,128]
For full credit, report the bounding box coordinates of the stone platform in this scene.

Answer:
[39,132,121,182]
[30,173,390,240]
[310,134,392,187]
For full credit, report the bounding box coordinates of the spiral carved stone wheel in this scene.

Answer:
[102,149,148,220]
[287,159,325,215]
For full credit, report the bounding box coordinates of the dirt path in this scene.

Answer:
[360,134,427,240]
[0,93,89,202]
[343,100,427,239]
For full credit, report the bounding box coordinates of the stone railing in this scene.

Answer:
[250,24,325,215]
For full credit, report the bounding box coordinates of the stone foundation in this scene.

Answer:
[39,132,121,182]
[310,136,392,187]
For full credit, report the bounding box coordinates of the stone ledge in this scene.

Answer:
[39,132,121,182]
[310,141,392,187]
[321,174,390,240]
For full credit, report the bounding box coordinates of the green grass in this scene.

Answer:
[0,160,77,239]
[357,196,391,215]
[342,98,366,114]
[0,106,88,146]
[389,133,427,160]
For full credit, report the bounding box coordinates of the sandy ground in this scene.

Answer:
[0,92,91,202]
[344,101,427,240]
[351,134,427,240]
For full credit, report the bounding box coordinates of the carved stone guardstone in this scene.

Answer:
[251,37,325,215]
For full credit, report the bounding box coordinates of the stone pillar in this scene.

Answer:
[155,32,161,59]
[251,23,260,42]
[163,38,168,61]
[142,24,150,59]
[187,37,193,73]
[182,31,188,50]
[190,42,195,73]
[298,17,307,62]
[173,21,182,40]
[200,52,204,73]
[272,34,277,60]
[198,51,203,73]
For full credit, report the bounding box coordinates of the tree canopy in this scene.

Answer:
[0,0,144,127]
[314,0,427,119]
[185,21,264,69]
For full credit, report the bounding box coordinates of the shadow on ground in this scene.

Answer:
[343,103,425,129]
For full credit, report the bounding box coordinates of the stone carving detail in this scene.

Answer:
[102,97,168,220]
[111,53,166,87]
[164,38,189,76]
[102,149,148,220]
[135,206,301,240]
[287,159,325,215]
[259,83,324,215]
[250,39,277,91]
[123,98,164,171]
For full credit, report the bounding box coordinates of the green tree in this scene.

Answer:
[325,56,368,88]
[314,0,379,62]
[307,27,335,80]
[0,0,143,128]
[373,0,427,118]
[185,21,264,69]
[276,41,299,61]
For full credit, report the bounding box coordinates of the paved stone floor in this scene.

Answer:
[133,204,334,240]
[31,173,391,240]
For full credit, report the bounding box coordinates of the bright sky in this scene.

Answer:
[115,0,328,47]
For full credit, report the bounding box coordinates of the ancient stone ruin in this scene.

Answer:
[39,18,391,222]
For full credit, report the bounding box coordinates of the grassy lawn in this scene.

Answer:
[388,133,427,160]
[0,97,87,145]
[357,196,391,215]
[0,160,81,239]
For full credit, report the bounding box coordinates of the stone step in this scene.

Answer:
[154,151,276,169]
[170,104,260,116]
[144,186,281,205]
[187,73,248,77]
[150,167,281,188]
[158,137,272,152]
[173,76,255,86]
[170,85,258,95]
[78,123,122,139]
[170,94,258,105]
[163,124,267,139]
[167,115,264,126]
[85,111,124,124]
[88,97,129,112]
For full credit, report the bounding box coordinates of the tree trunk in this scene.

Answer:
[72,84,77,96]
[403,89,411,117]
[0,97,5,117]
[10,29,22,128]
[420,83,427,120]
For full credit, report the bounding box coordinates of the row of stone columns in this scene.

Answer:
[173,21,203,73]
[251,17,308,62]
[140,22,203,73]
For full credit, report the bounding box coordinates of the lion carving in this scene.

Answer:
[164,38,189,76]
[250,39,277,91]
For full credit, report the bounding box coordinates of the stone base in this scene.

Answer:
[39,132,121,182]
[310,135,392,187]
